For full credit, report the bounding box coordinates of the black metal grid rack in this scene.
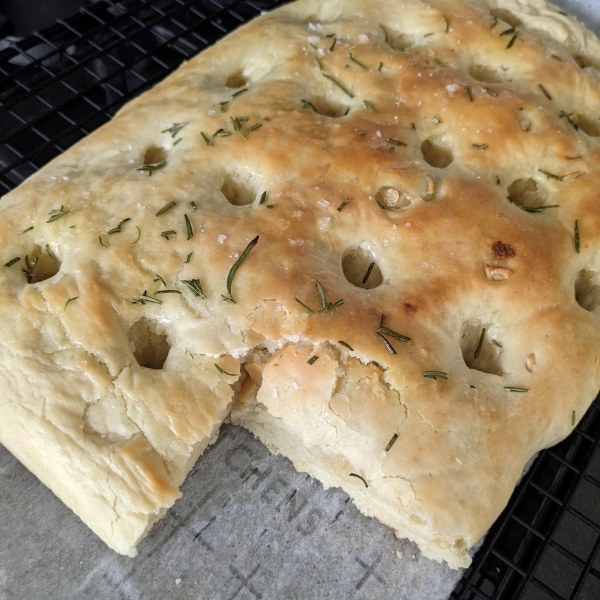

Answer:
[1,1,600,598]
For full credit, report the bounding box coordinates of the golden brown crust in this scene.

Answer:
[1,0,600,567]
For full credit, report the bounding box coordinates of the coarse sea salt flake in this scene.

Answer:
[318,217,331,229]
[218,235,227,244]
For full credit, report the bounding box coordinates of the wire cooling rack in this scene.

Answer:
[1,1,600,598]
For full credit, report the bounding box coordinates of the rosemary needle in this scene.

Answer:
[64,297,79,310]
[185,214,193,240]
[337,197,350,211]
[322,73,354,98]
[156,201,177,216]
[338,340,354,351]
[222,236,259,304]
[307,356,319,365]
[349,473,368,487]
[474,327,486,359]
[215,363,236,376]
[385,433,398,452]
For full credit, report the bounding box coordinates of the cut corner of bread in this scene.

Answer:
[2,0,600,570]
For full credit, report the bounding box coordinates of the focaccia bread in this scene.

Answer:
[1,0,600,569]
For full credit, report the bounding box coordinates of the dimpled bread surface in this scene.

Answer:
[1,0,600,569]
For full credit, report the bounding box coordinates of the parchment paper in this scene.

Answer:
[1,1,599,598]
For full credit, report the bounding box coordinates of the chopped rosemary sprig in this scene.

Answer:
[315,56,323,70]
[259,191,267,205]
[386,137,407,146]
[474,327,486,359]
[376,332,397,354]
[156,201,177,216]
[500,27,515,37]
[492,339,503,348]
[21,226,34,234]
[424,371,448,380]
[234,116,249,121]
[472,143,488,150]
[307,355,319,365]
[443,15,449,33]
[64,297,79,310]
[230,117,246,140]
[22,255,38,283]
[295,281,344,314]
[538,169,563,181]
[520,205,559,213]
[266,204,274,209]
[155,289,181,295]
[378,62,383,71]
[572,410,576,426]
[201,132,213,146]
[212,129,232,138]
[161,122,187,138]
[185,214,193,240]
[432,116,441,123]
[185,252,193,263]
[161,230,176,240]
[222,235,259,304]
[137,161,167,176]
[217,101,228,113]
[215,363,236,376]
[99,236,107,248]
[484,87,498,97]
[4,257,20,267]
[132,291,163,305]
[362,262,375,284]
[538,84,552,100]
[231,88,248,98]
[551,54,562,61]
[363,100,377,112]
[337,197,350,211]
[190,201,198,210]
[338,340,354,351]
[153,273,166,287]
[248,123,263,132]
[434,58,447,68]
[466,86,473,102]
[323,73,354,98]
[129,225,140,244]
[378,314,411,343]
[349,51,368,71]
[505,34,517,49]
[173,138,183,146]
[181,278,206,298]
[47,205,70,223]
[504,386,528,392]
[385,433,398,452]
[107,217,131,235]
[358,130,367,136]
[380,24,389,43]
[349,473,368,487]
[574,220,580,253]
[329,37,337,52]
[424,32,434,38]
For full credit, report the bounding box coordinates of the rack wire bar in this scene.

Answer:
[1,2,600,598]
